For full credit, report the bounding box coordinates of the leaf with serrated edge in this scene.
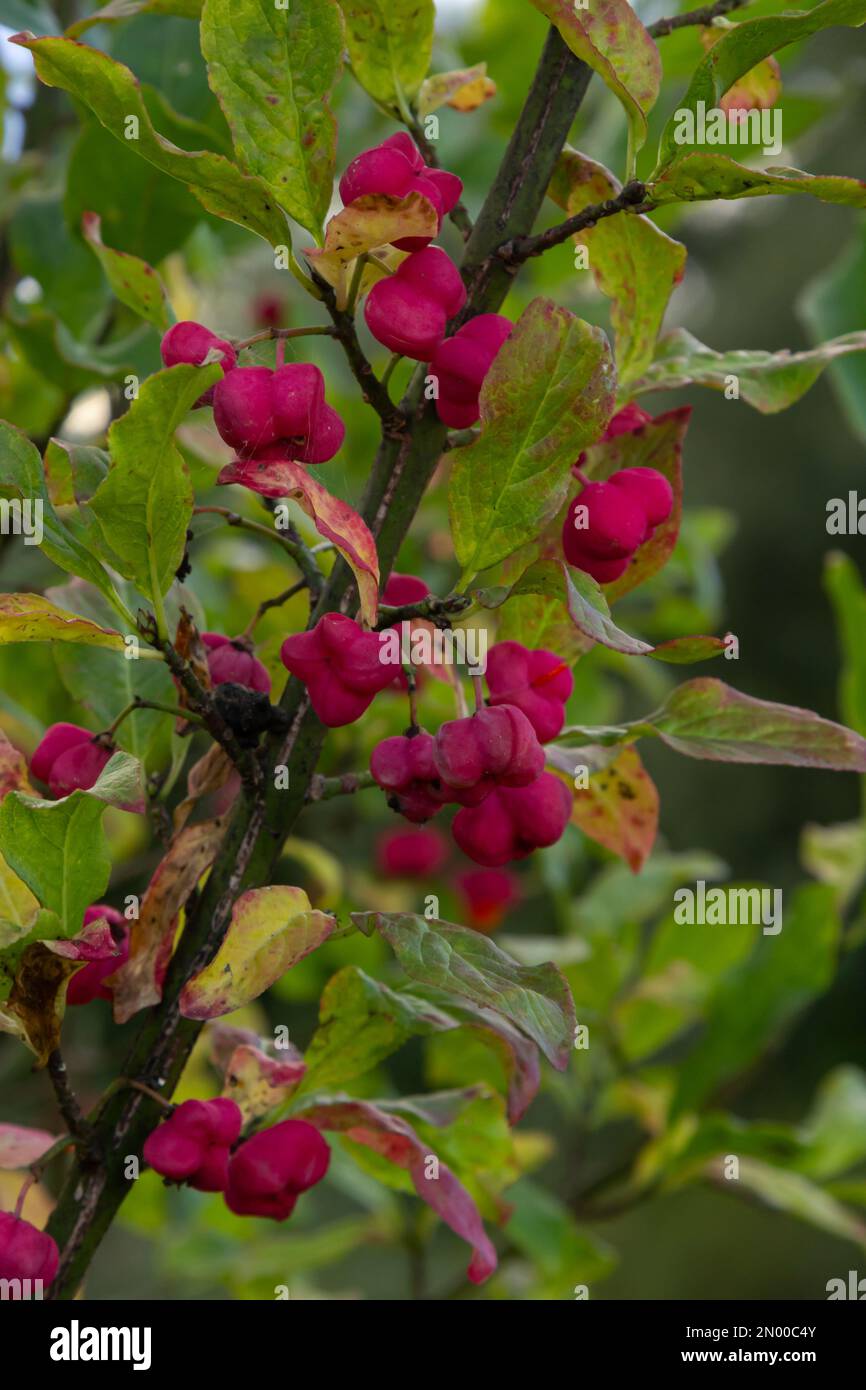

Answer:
[297,1097,496,1283]
[200,0,343,241]
[352,910,575,1070]
[12,34,292,249]
[632,328,866,412]
[655,0,866,172]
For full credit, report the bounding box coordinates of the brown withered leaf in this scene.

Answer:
[112,818,227,1023]
[173,607,211,721]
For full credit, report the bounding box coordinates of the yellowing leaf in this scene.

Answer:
[218,459,380,626]
[113,818,227,1022]
[569,747,659,873]
[418,64,496,117]
[0,592,130,652]
[220,1041,306,1123]
[179,885,335,1019]
[305,192,436,304]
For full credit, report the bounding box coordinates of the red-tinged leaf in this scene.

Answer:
[549,150,686,383]
[179,885,335,1020]
[112,819,227,1023]
[0,1123,58,1169]
[352,910,576,1071]
[81,211,169,330]
[173,744,234,833]
[45,916,117,962]
[221,1042,307,1124]
[699,27,782,116]
[568,747,659,873]
[650,635,730,664]
[298,1098,498,1284]
[530,0,661,152]
[431,997,542,1124]
[219,459,380,627]
[646,679,866,771]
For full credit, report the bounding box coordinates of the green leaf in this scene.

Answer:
[797,1067,866,1180]
[734,1158,866,1248]
[81,211,170,330]
[43,440,109,510]
[549,149,686,383]
[352,910,576,1071]
[297,966,455,1094]
[13,35,292,250]
[88,363,220,600]
[642,677,866,771]
[200,0,343,242]
[0,752,144,932]
[824,552,866,739]
[564,566,726,662]
[449,297,616,578]
[671,884,841,1117]
[529,0,660,155]
[800,227,866,444]
[47,579,176,765]
[506,1179,617,1295]
[649,154,866,210]
[340,0,434,112]
[631,327,866,413]
[67,0,203,39]
[655,0,866,172]
[0,420,120,610]
[179,886,335,1019]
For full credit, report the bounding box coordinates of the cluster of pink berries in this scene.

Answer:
[142,1099,329,1219]
[342,134,513,428]
[561,405,673,584]
[27,633,270,807]
[370,637,573,868]
[160,322,345,470]
[377,826,520,932]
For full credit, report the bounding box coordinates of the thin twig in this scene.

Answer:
[307,770,377,801]
[193,506,324,597]
[499,181,651,265]
[242,579,308,637]
[233,324,337,352]
[649,0,748,39]
[311,272,408,436]
[375,593,472,630]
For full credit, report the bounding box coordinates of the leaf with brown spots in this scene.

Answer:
[112,818,227,1022]
[569,746,659,873]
